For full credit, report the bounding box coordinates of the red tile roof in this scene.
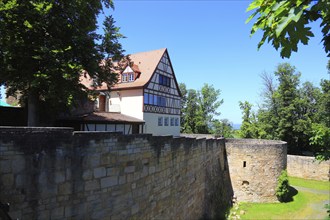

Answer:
[80,48,167,91]
[62,112,145,124]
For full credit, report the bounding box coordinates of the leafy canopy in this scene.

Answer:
[180,83,225,134]
[246,0,330,58]
[0,0,124,124]
[239,62,330,160]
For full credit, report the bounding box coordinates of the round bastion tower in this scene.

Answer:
[225,139,287,203]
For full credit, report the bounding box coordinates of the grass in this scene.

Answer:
[289,176,330,191]
[229,177,330,220]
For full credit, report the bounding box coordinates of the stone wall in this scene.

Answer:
[0,127,232,220]
[287,155,330,181]
[225,139,287,203]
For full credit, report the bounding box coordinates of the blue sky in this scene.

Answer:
[102,0,328,124]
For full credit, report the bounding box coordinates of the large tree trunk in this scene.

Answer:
[27,92,39,126]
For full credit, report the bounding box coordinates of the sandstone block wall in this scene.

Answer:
[287,155,330,181]
[225,139,287,203]
[0,127,232,220]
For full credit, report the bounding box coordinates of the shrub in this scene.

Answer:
[325,203,330,217]
[276,170,290,202]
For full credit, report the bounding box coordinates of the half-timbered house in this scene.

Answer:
[80,48,182,136]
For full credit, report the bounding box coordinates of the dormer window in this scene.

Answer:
[129,73,134,82]
[121,65,140,83]
[122,73,128,82]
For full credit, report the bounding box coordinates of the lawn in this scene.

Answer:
[289,176,329,191]
[229,177,330,220]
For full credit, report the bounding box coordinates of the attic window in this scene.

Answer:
[122,73,128,82]
[129,73,134,82]
[122,72,134,83]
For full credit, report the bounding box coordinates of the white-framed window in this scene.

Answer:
[175,118,179,126]
[129,73,134,82]
[158,117,163,126]
[122,73,128,82]
[164,117,169,126]
[170,117,174,126]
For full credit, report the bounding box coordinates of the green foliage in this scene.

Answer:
[238,101,259,138]
[274,63,301,150]
[180,83,225,134]
[325,203,330,218]
[239,62,330,158]
[0,0,124,125]
[310,123,330,161]
[276,170,290,202]
[211,119,234,138]
[246,0,330,58]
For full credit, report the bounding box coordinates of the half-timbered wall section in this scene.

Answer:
[143,52,181,116]
[142,51,181,136]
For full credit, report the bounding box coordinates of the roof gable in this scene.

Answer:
[80,48,173,91]
[146,50,182,97]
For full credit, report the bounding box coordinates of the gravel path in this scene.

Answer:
[292,185,330,220]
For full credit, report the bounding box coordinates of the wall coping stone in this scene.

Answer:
[226,138,287,146]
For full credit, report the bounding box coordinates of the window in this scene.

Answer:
[161,97,166,107]
[149,94,154,105]
[144,93,167,107]
[159,74,171,87]
[158,117,163,126]
[164,77,168,87]
[144,93,149,104]
[157,96,162,106]
[159,75,163,85]
[153,95,157,105]
[175,118,179,126]
[129,73,134,82]
[243,161,246,168]
[164,117,169,126]
[170,117,174,126]
[122,73,128,82]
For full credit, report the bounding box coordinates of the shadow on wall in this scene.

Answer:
[202,145,234,220]
[0,202,12,220]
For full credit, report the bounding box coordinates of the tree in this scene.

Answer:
[309,72,330,160]
[274,63,301,151]
[179,83,188,132]
[257,72,280,140]
[195,84,223,133]
[181,86,199,133]
[243,62,330,158]
[246,0,330,58]
[238,101,260,138]
[0,0,124,126]
[180,83,223,134]
[212,119,234,138]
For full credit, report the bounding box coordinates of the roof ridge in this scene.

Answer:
[128,48,166,56]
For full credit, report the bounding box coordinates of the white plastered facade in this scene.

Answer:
[143,112,180,136]
[108,89,143,120]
